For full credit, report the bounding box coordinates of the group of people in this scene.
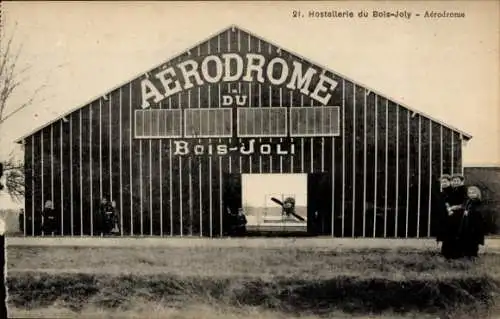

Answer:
[94,198,120,236]
[22,197,120,236]
[436,174,485,259]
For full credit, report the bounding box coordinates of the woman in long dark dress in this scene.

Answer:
[449,175,468,208]
[436,174,464,259]
[436,175,454,258]
[441,174,470,259]
[460,186,486,259]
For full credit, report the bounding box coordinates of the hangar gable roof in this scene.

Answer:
[14,25,472,143]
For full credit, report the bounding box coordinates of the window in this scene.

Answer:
[134,109,182,138]
[290,106,340,137]
[184,108,232,138]
[238,107,287,137]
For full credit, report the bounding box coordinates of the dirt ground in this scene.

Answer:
[6,236,500,252]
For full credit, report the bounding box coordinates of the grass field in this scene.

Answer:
[6,237,500,318]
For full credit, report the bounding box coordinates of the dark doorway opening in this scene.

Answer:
[307,173,333,236]
[222,173,333,237]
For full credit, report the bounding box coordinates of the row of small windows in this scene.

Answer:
[134,107,340,138]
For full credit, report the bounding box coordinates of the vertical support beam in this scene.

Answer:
[90,104,93,236]
[384,100,388,238]
[169,138,173,236]
[249,83,253,173]
[160,139,163,236]
[129,85,133,235]
[159,103,163,236]
[188,160,193,236]
[70,118,74,236]
[199,84,203,236]
[332,136,335,237]
[440,125,443,177]
[417,115,422,238]
[99,99,103,202]
[395,105,399,237]
[310,137,314,173]
[373,95,378,237]
[240,83,244,173]
[50,125,54,206]
[109,96,113,202]
[139,140,143,236]
[341,79,345,237]
[209,156,213,237]
[352,84,356,238]
[405,111,410,238]
[428,119,433,237]
[331,97,335,236]
[23,139,28,236]
[199,158,202,237]
[219,157,223,237]
[310,99,314,174]
[149,139,153,236]
[119,89,123,236]
[460,134,464,175]
[179,157,183,237]
[259,83,262,173]
[269,86,273,173]
[301,95,304,173]
[0,224,7,318]
[32,137,35,236]
[321,137,325,173]
[290,92,294,173]
[60,124,64,235]
[362,89,367,237]
[79,109,83,236]
[41,130,44,233]
[451,132,455,175]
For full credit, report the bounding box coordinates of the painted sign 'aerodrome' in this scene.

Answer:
[140,53,339,109]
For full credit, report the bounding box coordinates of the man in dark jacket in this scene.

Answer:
[42,200,60,236]
[98,198,115,235]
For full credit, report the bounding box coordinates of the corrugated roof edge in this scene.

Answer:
[14,24,473,144]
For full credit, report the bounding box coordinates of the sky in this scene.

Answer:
[0,1,498,208]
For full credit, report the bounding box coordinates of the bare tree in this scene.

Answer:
[0,26,46,201]
[1,151,24,202]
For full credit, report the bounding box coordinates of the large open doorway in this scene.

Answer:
[222,173,332,236]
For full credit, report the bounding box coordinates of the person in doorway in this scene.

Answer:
[232,208,247,236]
[223,207,236,236]
[42,200,59,235]
[460,186,486,259]
[313,210,323,235]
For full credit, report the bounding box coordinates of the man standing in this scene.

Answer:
[42,200,59,236]
[98,198,115,236]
